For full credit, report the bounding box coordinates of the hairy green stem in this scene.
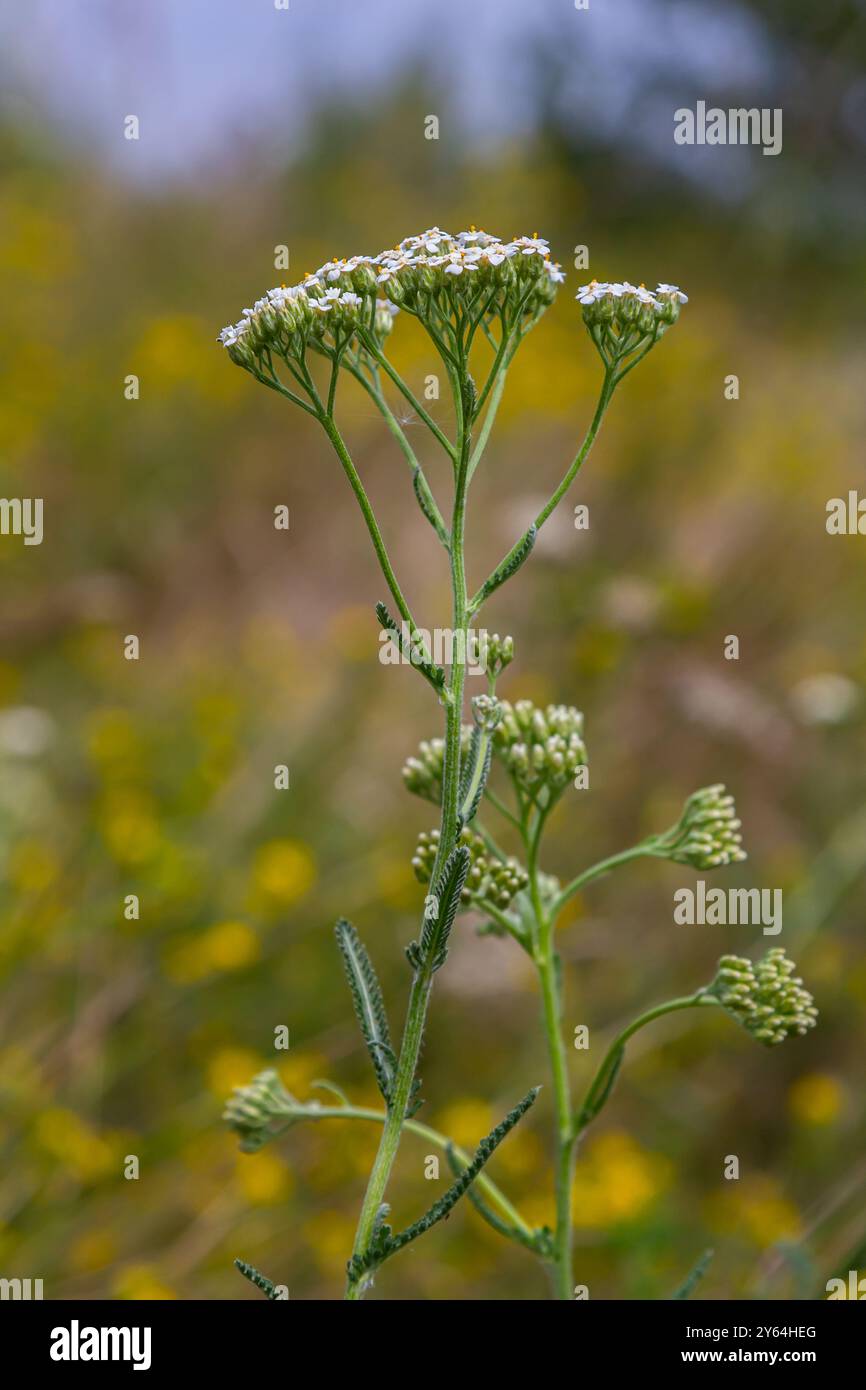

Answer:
[346,368,473,1298]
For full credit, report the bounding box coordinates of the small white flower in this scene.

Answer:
[656,283,688,303]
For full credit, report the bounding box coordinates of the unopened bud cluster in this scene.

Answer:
[472,693,503,732]
[493,701,587,799]
[707,950,818,1046]
[402,728,473,804]
[412,827,528,911]
[223,1069,297,1152]
[652,784,746,868]
[467,632,515,681]
[577,281,687,368]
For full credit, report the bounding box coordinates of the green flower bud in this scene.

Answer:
[493,700,587,800]
[412,826,528,912]
[652,784,746,869]
[402,727,474,804]
[223,1069,298,1152]
[706,950,818,1046]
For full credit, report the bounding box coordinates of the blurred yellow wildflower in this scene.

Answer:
[113,1264,176,1301]
[788,1072,844,1127]
[235,1149,293,1205]
[164,921,260,983]
[250,839,316,911]
[572,1131,672,1228]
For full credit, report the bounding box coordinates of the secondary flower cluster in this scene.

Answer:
[493,701,587,801]
[412,826,529,911]
[577,281,688,368]
[652,784,746,869]
[402,728,474,804]
[218,228,566,373]
[707,950,818,1046]
[223,1069,298,1152]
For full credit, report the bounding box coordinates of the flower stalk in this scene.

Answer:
[218,227,816,1302]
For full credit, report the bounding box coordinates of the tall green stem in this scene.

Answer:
[346,376,472,1299]
[524,806,576,1301]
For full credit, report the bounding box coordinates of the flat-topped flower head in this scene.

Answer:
[577,278,687,372]
[706,950,818,1046]
[412,826,528,912]
[493,700,587,801]
[652,784,746,869]
[218,228,566,384]
[223,1069,299,1152]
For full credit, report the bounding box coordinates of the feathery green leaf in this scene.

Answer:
[234,1258,280,1299]
[458,725,493,827]
[375,601,445,691]
[470,524,536,611]
[347,1087,539,1284]
[335,919,394,1103]
[405,845,470,974]
[412,466,449,547]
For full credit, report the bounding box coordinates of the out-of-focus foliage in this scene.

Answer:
[0,43,864,1301]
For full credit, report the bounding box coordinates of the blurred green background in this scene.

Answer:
[1,0,865,1301]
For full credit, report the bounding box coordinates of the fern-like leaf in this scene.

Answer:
[234,1258,279,1299]
[470,525,536,610]
[412,467,449,547]
[405,845,470,974]
[335,919,394,1103]
[458,725,493,827]
[347,1087,539,1283]
[445,1143,552,1256]
[375,601,445,691]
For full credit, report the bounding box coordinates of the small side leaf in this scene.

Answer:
[405,845,470,975]
[471,525,536,611]
[446,1143,552,1257]
[335,919,394,1104]
[234,1258,279,1300]
[412,467,450,547]
[375,601,445,691]
[347,1087,539,1284]
[671,1248,715,1300]
[457,725,493,828]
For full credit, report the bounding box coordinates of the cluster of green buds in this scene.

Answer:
[651,784,746,869]
[467,632,515,684]
[706,950,818,1046]
[493,701,587,801]
[412,827,528,912]
[402,727,474,804]
[577,280,688,371]
[223,1069,298,1152]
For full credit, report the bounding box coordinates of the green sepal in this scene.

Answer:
[335,919,395,1104]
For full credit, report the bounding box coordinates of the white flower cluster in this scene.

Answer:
[577,280,688,365]
[708,950,818,1046]
[654,784,746,869]
[218,228,565,371]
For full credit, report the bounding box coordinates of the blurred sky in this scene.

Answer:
[2,0,773,182]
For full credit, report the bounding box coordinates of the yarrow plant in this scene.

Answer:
[218,227,816,1300]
